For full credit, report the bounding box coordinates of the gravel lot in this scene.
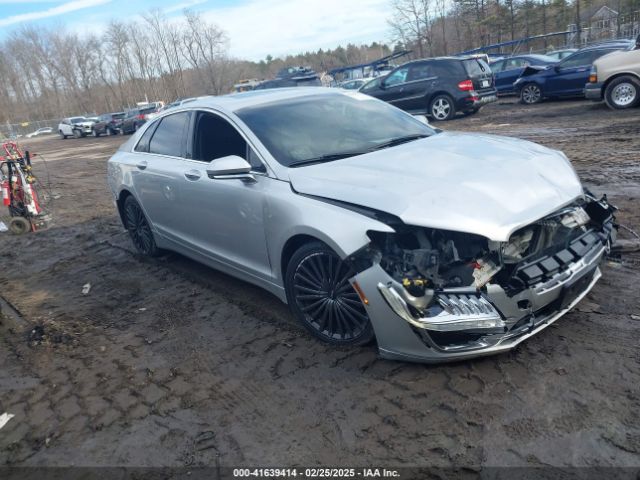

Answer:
[1,98,639,474]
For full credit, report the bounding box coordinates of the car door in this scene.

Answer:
[375,65,410,106]
[497,58,528,93]
[174,110,272,280]
[61,120,72,136]
[551,49,615,95]
[394,62,436,112]
[130,112,190,241]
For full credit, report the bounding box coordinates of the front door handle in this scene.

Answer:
[136,160,148,170]
[184,170,201,181]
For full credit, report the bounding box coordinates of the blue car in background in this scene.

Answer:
[513,42,633,104]
[490,54,558,94]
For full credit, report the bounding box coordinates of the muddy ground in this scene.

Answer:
[0,98,639,474]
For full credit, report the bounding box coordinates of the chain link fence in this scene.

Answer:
[1,118,64,140]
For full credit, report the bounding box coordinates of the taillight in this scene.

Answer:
[458,79,474,91]
[137,114,145,120]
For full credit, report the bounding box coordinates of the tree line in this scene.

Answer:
[389,0,640,59]
[1,1,638,125]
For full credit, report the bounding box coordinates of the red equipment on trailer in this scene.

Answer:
[0,141,49,234]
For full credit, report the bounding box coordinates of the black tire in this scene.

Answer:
[73,129,82,139]
[9,217,31,235]
[520,83,543,104]
[123,196,160,257]
[604,76,640,110]
[59,130,67,140]
[92,128,99,137]
[285,241,375,346]
[429,94,456,121]
[106,127,112,136]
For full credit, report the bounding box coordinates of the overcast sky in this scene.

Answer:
[0,0,393,60]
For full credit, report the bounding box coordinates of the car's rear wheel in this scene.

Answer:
[520,83,542,104]
[92,128,99,137]
[430,94,456,121]
[106,128,112,136]
[285,242,375,346]
[605,76,640,110]
[123,196,160,257]
[59,130,66,140]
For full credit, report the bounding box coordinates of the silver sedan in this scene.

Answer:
[107,88,616,363]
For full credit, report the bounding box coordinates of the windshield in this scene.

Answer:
[70,117,86,124]
[236,94,435,167]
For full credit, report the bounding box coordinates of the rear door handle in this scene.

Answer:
[136,160,148,170]
[184,170,201,181]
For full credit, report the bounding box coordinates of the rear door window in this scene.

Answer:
[430,62,456,77]
[407,63,432,81]
[148,112,190,157]
[491,60,505,72]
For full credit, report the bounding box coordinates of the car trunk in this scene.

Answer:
[463,58,495,93]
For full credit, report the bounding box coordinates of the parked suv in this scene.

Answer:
[359,56,497,120]
[57,117,94,139]
[120,105,160,135]
[585,48,640,109]
[92,112,125,136]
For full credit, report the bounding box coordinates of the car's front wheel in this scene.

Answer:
[92,128,100,137]
[123,196,160,257]
[59,130,67,140]
[520,83,543,104]
[430,94,456,121]
[605,76,640,110]
[285,242,375,346]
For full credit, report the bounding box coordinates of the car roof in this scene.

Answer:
[184,88,354,113]
[577,41,632,52]
[521,54,558,61]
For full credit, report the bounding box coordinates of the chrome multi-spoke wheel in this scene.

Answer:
[521,84,542,104]
[430,95,455,121]
[286,243,374,345]
[123,196,159,256]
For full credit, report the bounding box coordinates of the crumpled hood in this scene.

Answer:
[288,132,583,241]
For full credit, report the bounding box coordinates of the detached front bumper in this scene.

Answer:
[353,239,607,363]
[584,82,604,101]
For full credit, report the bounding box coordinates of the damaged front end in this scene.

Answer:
[349,193,616,361]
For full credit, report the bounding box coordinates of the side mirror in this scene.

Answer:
[206,155,255,182]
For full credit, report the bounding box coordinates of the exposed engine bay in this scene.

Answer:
[354,193,616,323]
